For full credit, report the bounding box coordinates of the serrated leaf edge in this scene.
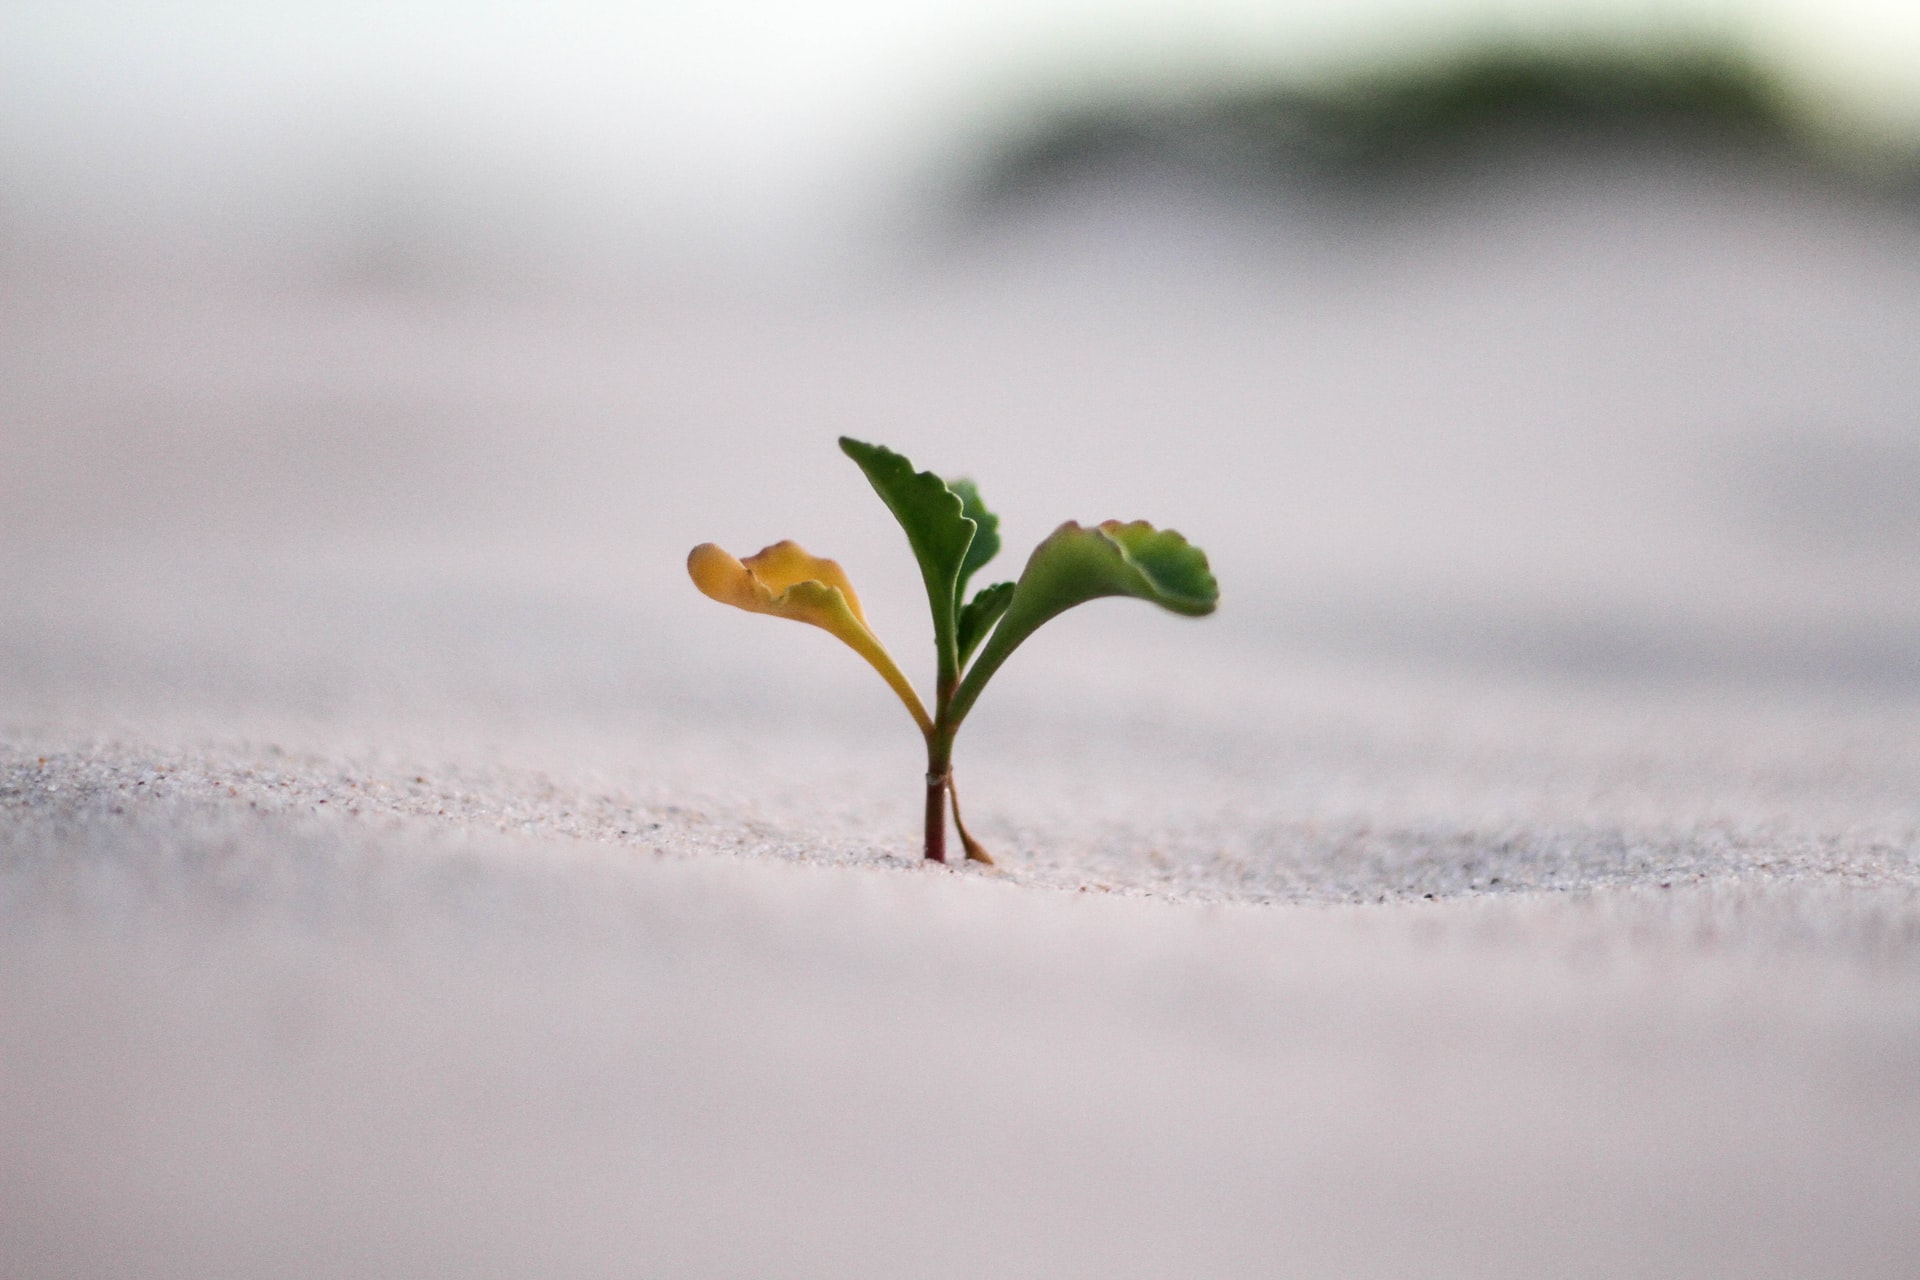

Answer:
[947,519,1217,728]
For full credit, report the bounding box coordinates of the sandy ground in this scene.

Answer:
[4,163,1920,1276]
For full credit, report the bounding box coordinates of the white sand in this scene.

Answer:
[4,166,1920,1276]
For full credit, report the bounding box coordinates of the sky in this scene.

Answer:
[4,0,1919,276]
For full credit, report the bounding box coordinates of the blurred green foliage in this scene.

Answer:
[969,43,1911,209]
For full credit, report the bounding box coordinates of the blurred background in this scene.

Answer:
[3,0,1920,739]
[4,0,1920,285]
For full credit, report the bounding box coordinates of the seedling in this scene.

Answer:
[688,438,1218,863]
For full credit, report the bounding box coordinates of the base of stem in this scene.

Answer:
[923,771,948,863]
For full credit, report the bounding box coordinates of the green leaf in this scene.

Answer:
[1097,521,1219,616]
[839,437,977,683]
[955,580,1014,668]
[948,520,1217,728]
[949,478,1001,601]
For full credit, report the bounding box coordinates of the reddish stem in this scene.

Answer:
[923,769,949,863]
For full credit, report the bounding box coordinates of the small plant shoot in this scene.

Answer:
[688,438,1218,863]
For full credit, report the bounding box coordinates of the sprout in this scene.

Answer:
[689,438,1218,863]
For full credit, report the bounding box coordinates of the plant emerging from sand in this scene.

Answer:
[688,438,1217,863]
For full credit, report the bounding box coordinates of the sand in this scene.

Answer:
[4,164,1920,1277]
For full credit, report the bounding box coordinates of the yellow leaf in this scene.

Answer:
[688,541,931,736]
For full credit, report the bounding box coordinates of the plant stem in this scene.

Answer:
[948,774,992,864]
[922,764,948,864]
[923,677,956,862]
